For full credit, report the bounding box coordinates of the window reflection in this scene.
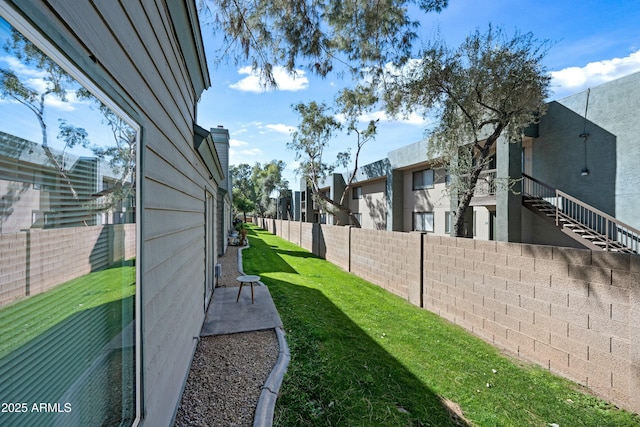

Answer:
[0,15,137,426]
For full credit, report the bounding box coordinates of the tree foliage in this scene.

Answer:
[0,29,136,218]
[230,163,255,220]
[199,0,448,86]
[252,160,288,217]
[288,95,378,227]
[385,26,551,236]
[230,161,288,219]
[0,29,79,198]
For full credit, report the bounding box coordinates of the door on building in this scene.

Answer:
[489,210,497,241]
[205,191,214,310]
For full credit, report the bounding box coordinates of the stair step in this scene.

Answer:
[524,177,638,255]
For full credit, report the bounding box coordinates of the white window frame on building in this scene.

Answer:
[445,211,452,234]
[352,212,362,225]
[352,185,362,199]
[413,168,434,190]
[413,211,434,232]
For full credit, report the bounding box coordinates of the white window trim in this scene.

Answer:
[413,168,434,190]
[413,211,434,232]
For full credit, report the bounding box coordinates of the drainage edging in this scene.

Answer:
[253,327,290,427]
[237,242,290,427]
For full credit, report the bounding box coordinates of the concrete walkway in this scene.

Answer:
[199,244,289,427]
[201,286,283,336]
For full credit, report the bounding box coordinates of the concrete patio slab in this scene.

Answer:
[201,286,283,336]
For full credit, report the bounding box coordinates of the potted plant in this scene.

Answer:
[236,222,248,246]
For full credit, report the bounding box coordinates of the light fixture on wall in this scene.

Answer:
[579,89,591,177]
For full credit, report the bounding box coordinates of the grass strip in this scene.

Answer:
[242,225,640,426]
[0,260,135,359]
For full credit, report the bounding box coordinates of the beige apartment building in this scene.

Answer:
[298,71,640,255]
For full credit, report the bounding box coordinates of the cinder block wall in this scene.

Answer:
[254,218,640,413]
[290,220,302,248]
[318,224,350,271]
[423,234,640,413]
[300,222,316,254]
[351,228,422,304]
[0,224,136,307]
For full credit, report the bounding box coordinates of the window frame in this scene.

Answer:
[352,185,362,199]
[352,212,362,225]
[412,168,434,190]
[0,5,142,425]
[413,211,434,232]
[445,211,451,235]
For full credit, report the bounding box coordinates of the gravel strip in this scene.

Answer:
[173,244,280,426]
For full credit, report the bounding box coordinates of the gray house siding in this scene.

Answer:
[9,1,217,426]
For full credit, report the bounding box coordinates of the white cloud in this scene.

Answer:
[240,148,262,156]
[229,66,309,93]
[0,55,46,78]
[550,49,640,97]
[336,109,427,127]
[265,123,295,134]
[230,138,248,147]
[361,110,427,125]
[229,146,263,165]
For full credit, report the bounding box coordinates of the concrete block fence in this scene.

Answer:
[255,217,640,414]
[0,224,136,307]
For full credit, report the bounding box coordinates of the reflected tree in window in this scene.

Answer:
[0,28,136,225]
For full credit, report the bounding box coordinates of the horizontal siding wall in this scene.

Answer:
[255,217,640,414]
[39,0,215,425]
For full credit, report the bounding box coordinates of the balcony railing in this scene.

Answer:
[460,169,497,197]
[522,174,639,254]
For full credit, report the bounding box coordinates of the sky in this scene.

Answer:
[197,0,640,189]
[0,17,133,162]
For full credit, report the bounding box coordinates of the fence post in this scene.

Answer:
[348,226,352,272]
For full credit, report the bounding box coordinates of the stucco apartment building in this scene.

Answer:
[0,1,228,426]
[300,71,640,254]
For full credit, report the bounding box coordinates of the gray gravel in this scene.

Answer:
[173,245,280,427]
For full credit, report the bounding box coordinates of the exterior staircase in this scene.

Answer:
[522,174,639,254]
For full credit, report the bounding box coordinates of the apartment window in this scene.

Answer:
[413,212,434,232]
[445,211,452,234]
[413,169,434,190]
[0,13,138,426]
[352,212,362,225]
[352,186,362,199]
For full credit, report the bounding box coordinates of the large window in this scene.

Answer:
[352,186,362,199]
[413,212,434,232]
[413,169,434,190]
[351,212,362,225]
[0,12,138,426]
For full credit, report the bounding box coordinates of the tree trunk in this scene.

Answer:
[453,133,502,237]
[315,190,361,227]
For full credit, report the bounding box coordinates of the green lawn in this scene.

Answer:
[242,225,640,427]
[0,261,136,424]
[0,260,135,359]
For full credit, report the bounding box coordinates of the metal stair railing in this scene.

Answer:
[522,173,639,253]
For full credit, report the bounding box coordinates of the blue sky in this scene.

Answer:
[197,0,640,188]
